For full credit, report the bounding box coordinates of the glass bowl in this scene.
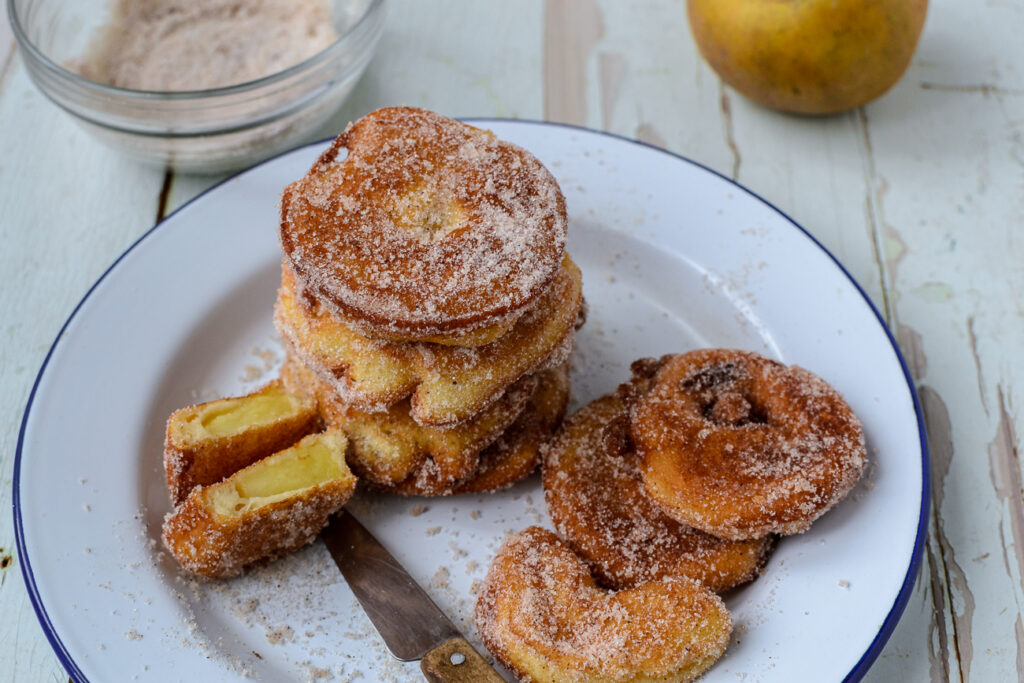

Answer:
[8,0,386,172]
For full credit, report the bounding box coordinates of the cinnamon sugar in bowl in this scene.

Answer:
[9,0,386,172]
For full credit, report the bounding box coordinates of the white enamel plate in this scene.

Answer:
[16,121,927,682]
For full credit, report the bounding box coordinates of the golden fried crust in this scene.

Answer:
[543,384,774,593]
[453,363,570,495]
[475,527,732,683]
[284,353,537,489]
[387,363,571,497]
[384,317,514,347]
[274,255,582,426]
[632,349,868,541]
[163,430,356,579]
[163,380,320,505]
[280,107,568,341]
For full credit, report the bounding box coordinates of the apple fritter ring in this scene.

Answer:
[543,380,775,592]
[632,349,868,541]
[387,363,570,497]
[274,255,582,426]
[282,354,537,490]
[279,106,568,342]
[163,430,356,579]
[475,527,732,683]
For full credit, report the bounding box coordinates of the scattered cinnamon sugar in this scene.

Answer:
[430,566,450,589]
[239,345,282,383]
[239,364,264,382]
[266,625,295,644]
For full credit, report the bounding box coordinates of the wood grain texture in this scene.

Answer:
[0,50,168,683]
[859,2,1024,677]
[420,637,506,683]
[2,0,1023,680]
[544,0,604,125]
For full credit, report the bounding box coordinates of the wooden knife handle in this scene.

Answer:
[420,636,506,682]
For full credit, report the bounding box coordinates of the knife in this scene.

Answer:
[322,510,506,682]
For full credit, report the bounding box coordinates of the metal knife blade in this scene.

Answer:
[321,509,462,661]
[324,511,506,681]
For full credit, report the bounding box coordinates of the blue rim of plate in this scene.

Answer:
[14,118,930,683]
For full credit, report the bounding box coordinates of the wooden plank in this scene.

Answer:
[860,0,1024,677]
[329,0,544,122]
[868,79,1024,683]
[545,0,736,177]
[0,4,13,59]
[0,50,169,683]
[853,1,1024,680]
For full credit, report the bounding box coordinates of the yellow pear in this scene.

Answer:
[688,0,928,114]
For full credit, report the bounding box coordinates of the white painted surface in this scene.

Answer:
[1,1,1021,681]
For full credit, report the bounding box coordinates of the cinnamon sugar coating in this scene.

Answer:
[282,354,537,490]
[475,527,732,683]
[274,255,582,426]
[632,349,868,541]
[280,107,568,341]
[543,376,775,592]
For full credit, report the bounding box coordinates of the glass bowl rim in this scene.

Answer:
[6,0,386,101]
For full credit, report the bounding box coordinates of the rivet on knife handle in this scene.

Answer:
[420,637,506,682]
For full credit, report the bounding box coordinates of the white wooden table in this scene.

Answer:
[2,1,1021,680]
